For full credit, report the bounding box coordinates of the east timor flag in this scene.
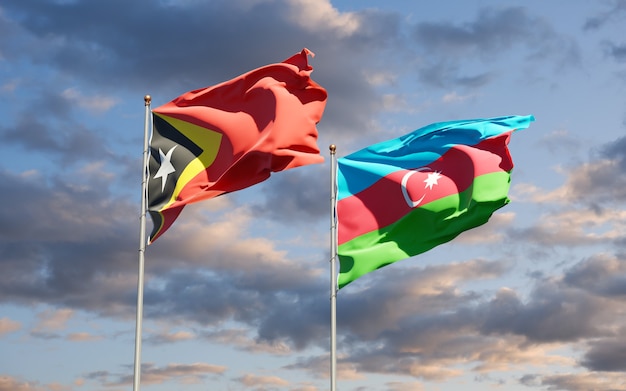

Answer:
[336,115,535,288]
[147,49,327,243]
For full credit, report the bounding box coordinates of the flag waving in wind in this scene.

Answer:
[148,49,327,243]
[336,115,534,288]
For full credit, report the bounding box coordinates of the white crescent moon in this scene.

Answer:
[401,168,429,208]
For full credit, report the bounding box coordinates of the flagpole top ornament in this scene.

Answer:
[144,95,151,105]
[329,144,336,154]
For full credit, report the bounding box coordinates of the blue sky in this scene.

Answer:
[1,1,626,390]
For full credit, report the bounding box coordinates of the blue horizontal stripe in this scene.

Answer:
[337,115,534,200]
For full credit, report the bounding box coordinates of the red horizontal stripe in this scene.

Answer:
[337,132,513,245]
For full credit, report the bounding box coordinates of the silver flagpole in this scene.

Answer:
[329,144,338,391]
[133,95,151,391]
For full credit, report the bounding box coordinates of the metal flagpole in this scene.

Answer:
[133,95,151,391]
[329,144,338,391]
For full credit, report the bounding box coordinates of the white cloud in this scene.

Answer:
[61,88,117,114]
[287,0,360,36]
[0,317,21,335]
[34,308,74,331]
[441,91,475,103]
[1,79,19,93]
[66,332,102,342]
[237,373,289,387]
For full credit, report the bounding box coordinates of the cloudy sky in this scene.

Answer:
[1,1,626,390]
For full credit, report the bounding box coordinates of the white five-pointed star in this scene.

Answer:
[154,146,177,192]
[423,171,442,190]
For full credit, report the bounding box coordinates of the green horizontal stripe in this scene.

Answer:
[337,171,511,288]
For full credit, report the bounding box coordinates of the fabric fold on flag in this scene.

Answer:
[148,48,327,243]
[336,115,535,289]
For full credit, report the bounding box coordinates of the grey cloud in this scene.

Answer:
[0,168,139,314]
[303,255,626,382]
[506,224,569,249]
[455,72,493,88]
[569,139,626,204]
[535,130,583,155]
[600,135,626,170]
[1,112,110,164]
[356,277,600,373]
[519,374,541,387]
[3,1,264,90]
[535,372,626,391]
[582,338,626,371]
[564,254,626,297]
[1,0,396,140]
[1,163,332,352]
[415,62,495,89]
[143,260,510,366]
[605,42,626,62]
[337,260,504,339]
[584,0,626,31]
[140,265,329,350]
[479,281,604,342]
[101,362,226,387]
[410,6,580,88]
[255,292,329,350]
[412,7,537,53]
[252,165,329,222]
[519,134,626,207]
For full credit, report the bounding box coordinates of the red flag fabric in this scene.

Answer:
[148,49,327,243]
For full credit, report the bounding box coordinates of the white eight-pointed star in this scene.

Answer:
[424,171,442,190]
